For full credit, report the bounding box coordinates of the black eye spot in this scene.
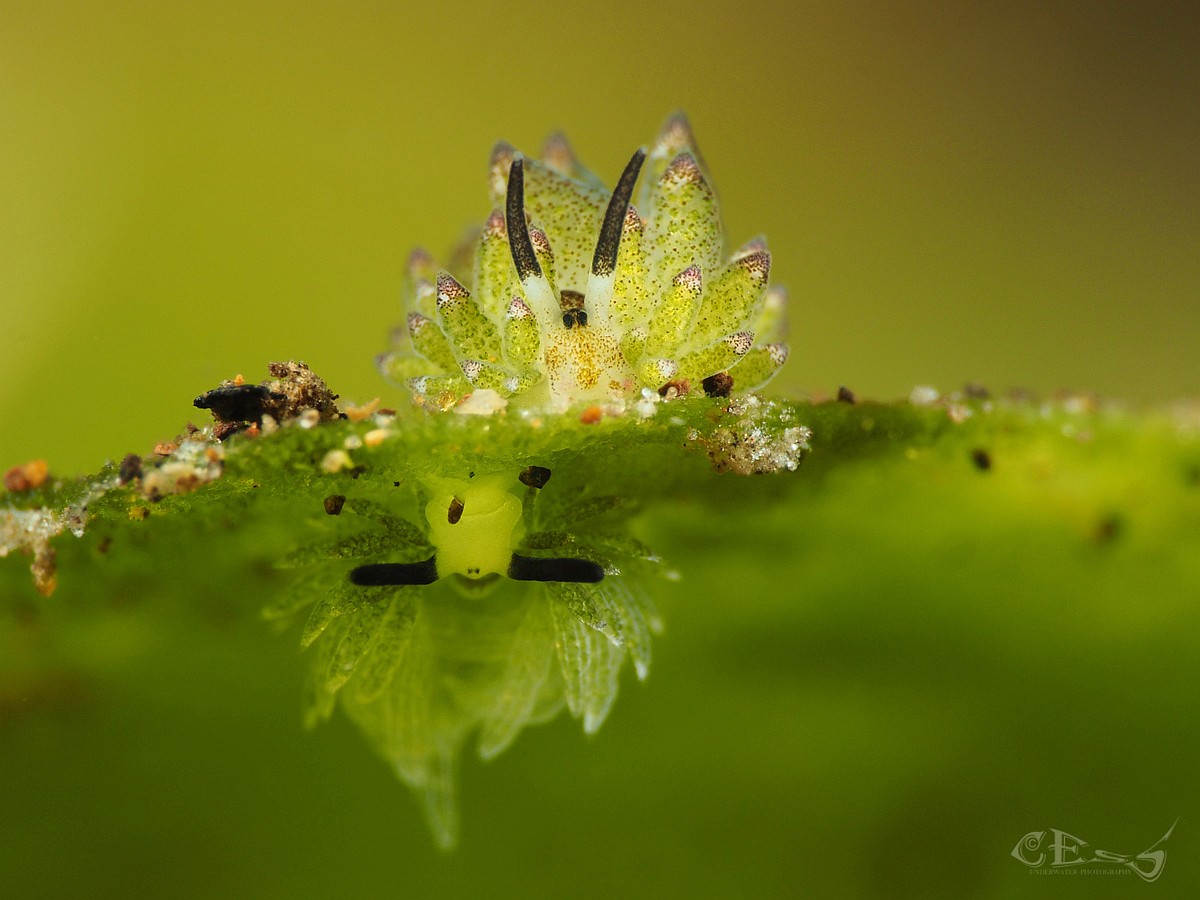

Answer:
[560,308,587,329]
[519,466,552,489]
[448,496,465,524]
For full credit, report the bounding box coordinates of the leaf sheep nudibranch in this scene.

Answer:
[378,113,790,410]
[279,115,802,851]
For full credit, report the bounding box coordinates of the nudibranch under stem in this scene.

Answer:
[379,112,790,411]
[281,114,798,850]
[348,470,604,591]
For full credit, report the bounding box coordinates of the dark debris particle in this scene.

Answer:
[964,382,991,400]
[1095,514,1123,544]
[195,361,340,429]
[265,361,341,422]
[519,465,552,489]
[1184,464,1200,488]
[448,496,465,525]
[118,454,142,485]
[323,495,346,516]
[836,385,856,404]
[212,421,248,442]
[194,383,284,424]
[702,371,735,398]
[971,448,992,471]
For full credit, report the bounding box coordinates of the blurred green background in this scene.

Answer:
[2,2,1198,898]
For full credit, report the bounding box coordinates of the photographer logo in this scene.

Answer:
[1011,820,1177,882]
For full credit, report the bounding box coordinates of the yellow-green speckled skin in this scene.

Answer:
[377,113,792,406]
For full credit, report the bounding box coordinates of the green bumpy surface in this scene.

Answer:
[3,391,1199,862]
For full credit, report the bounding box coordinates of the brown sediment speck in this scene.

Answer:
[263,361,340,423]
[448,496,465,524]
[837,386,856,404]
[580,405,603,425]
[324,495,346,516]
[345,397,381,423]
[971,448,992,471]
[4,460,49,492]
[154,441,179,457]
[118,454,142,485]
[212,421,246,442]
[702,372,734,398]
[658,379,691,399]
[519,465,552,489]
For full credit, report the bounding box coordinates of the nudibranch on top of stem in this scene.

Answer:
[378,113,790,411]
[273,115,804,851]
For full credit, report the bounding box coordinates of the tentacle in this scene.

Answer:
[505,156,541,281]
[591,148,646,277]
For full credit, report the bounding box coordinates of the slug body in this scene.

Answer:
[378,112,790,410]
[424,475,523,581]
